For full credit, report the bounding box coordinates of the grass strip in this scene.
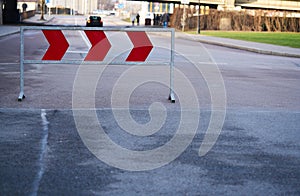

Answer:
[191,31,300,48]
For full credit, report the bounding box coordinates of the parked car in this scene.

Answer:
[86,16,103,27]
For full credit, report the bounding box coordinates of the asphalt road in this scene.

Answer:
[0,15,300,195]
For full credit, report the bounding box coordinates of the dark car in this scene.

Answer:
[86,16,103,27]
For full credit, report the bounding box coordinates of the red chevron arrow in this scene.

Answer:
[126,32,153,62]
[84,30,111,61]
[42,30,69,60]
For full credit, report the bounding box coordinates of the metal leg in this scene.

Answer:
[18,27,25,102]
[18,93,25,102]
[169,29,175,103]
[168,92,175,103]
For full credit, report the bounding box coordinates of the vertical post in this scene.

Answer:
[169,29,175,103]
[18,27,25,101]
[71,0,74,15]
[150,2,153,12]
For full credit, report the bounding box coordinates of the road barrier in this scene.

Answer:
[18,26,175,102]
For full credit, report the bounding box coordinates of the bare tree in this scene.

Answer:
[40,0,45,20]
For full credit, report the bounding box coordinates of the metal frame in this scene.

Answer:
[18,26,175,103]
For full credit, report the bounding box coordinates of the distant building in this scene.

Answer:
[141,0,300,12]
[1,0,19,24]
[236,0,300,11]
[45,0,98,15]
[17,0,37,13]
[0,0,3,24]
[1,0,300,25]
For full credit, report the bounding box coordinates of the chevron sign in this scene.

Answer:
[42,30,153,62]
[42,30,69,60]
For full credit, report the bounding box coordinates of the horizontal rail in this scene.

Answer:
[23,60,171,65]
[21,26,175,33]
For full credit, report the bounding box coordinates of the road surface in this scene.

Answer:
[0,15,300,195]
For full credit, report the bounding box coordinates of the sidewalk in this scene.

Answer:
[22,14,55,25]
[0,14,54,37]
[0,15,299,58]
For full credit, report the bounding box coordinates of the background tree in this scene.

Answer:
[40,0,45,20]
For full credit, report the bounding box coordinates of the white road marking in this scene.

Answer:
[79,30,92,48]
[198,62,228,65]
[31,109,49,196]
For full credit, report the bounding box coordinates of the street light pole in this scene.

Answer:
[71,0,74,15]
[197,0,200,34]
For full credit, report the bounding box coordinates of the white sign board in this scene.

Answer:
[46,0,52,7]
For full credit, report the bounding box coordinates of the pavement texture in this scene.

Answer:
[0,14,299,58]
[1,108,300,195]
[1,15,300,195]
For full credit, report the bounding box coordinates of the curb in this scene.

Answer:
[21,16,55,26]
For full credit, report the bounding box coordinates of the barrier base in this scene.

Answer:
[18,92,25,102]
[169,93,175,103]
